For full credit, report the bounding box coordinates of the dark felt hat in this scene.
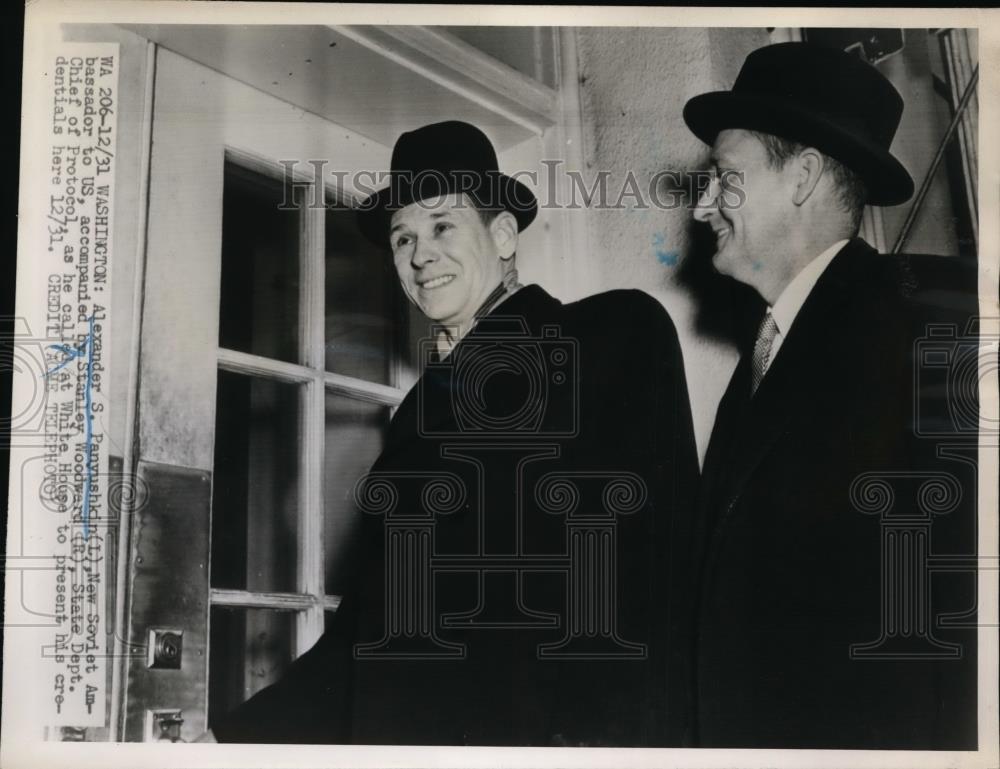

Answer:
[683,42,914,206]
[357,120,538,246]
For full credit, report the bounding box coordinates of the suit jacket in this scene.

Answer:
[213,284,700,746]
[689,239,979,749]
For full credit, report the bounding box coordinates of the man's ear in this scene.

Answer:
[491,211,519,260]
[792,148,825,206]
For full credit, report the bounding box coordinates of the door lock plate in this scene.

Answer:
[148,628,183,669]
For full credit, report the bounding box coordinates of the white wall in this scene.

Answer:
[574,27,770,461]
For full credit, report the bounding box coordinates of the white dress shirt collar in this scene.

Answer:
[762,239,848,373]
[770,239,849,340]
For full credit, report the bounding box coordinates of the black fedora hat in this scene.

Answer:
[683,42,914,206]
[357,120,538,246]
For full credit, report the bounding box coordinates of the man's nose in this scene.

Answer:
[692,176,720,223]
[411,238,438,267]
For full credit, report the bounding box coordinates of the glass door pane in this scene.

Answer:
[219,160,302,363]
[323,393,392,593]
[207,607,296,727]
[323,205,400,384]
[212,371,303,593]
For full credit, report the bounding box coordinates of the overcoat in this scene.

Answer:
[689,239,979,749]
[213,284,700,746]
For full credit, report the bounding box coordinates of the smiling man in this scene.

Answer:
[693,126,866,302]
[388,193,518,359]
[208,120,700,746]
[682,43,978,749]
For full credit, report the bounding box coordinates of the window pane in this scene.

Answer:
[323,392,392,593]
[324,205,400,384]
[212,370,301,592]
[220,160,301,363]
[207,607,295,726]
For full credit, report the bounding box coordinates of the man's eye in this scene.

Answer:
[434,222,453,235]
[718,169,742,189]
[393,235,412,250]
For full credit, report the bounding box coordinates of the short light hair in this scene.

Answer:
[748,130,867,234]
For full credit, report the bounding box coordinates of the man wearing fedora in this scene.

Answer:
[208,121,700,745]
[682,42,977,748]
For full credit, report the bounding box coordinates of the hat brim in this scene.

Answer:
[683,91,914,206]
[356,174,538,248]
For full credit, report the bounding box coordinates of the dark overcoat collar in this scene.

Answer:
[380,285,563,465]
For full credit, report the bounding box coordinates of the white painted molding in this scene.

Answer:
[217,347,406,406]
[210,588,342,612]
[331,25,559,134]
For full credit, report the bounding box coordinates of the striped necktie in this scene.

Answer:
[750,310,779,396]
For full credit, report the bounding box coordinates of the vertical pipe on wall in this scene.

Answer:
[554,27,593,299]
[892,65,979,254]
[941,29,979,246]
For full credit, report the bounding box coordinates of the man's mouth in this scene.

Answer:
[419,274,456,290]
[713,227,731,245]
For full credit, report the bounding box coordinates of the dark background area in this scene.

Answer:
[1,4,27,735]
